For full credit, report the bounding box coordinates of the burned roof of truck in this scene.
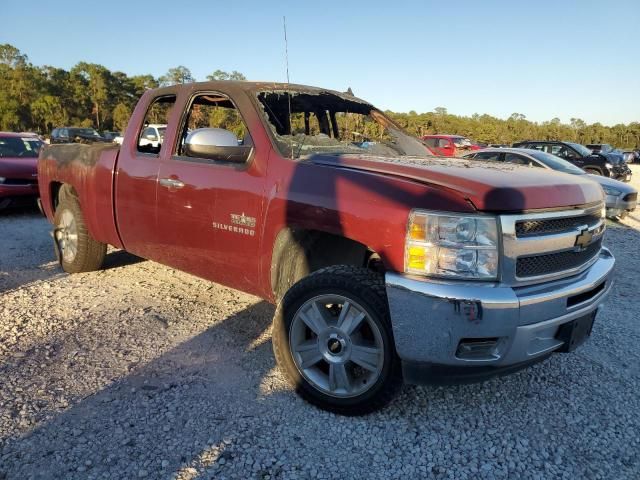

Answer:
[150,81,371,105]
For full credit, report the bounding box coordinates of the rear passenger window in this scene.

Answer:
[137,95,176,155]
[175,92,253,164]
[504,153,530,165]
[475,152,501,161]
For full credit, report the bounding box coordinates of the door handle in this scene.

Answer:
[159,178,185,189]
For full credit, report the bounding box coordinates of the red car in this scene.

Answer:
[421,134,483,157]
[0,132,43,209]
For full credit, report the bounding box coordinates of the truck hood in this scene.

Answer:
[0,157,38,179]
[310,155,604,212]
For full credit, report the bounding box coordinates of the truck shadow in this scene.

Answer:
[102,249,147,270]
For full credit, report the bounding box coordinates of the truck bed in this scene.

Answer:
[38,142,123,249]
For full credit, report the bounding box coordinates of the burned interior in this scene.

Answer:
[256,90,430,159]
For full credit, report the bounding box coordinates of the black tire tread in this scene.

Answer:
[272,265,402,416]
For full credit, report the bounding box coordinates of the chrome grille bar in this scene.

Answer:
[500,203,605,286]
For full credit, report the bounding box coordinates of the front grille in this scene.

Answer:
[516,213,601,237]
[516,238,602,278]
[623,192,637,202]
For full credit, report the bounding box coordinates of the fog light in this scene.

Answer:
[456,338,500,360]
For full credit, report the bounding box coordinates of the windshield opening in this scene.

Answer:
[452,137,473,147]
[70,128,101,137]
[0,136,43,158]
[256,90,431,159]
[566,142,592,157]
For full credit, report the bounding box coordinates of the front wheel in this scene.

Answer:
[272,266,402,415]
[585,168,602,176]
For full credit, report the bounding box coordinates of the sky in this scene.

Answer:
[3,0,639,126]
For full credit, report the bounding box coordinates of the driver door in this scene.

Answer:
[153,90,266,294]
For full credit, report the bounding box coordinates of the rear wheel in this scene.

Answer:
[272,265,402,415]
[53,192,106,273]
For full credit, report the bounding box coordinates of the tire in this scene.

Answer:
[585,168,602,176]
[53,191,106,273]
[272,265,402,415]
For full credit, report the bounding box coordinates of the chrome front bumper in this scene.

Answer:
[386,247,615,381]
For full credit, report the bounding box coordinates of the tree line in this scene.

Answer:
[1,44,638,148]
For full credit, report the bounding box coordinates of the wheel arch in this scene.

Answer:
[270,227,383,302]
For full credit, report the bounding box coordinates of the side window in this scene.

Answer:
[504,153,530,165]
[137,95,176,155]
[475,151,501,161]
[550,144,578,159]
[176,92,252,163]
[423,138,437,148]
[437,138,450,148]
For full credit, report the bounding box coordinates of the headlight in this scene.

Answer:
[0,177,5,184]
[405,210,499,280]
[602,186,621,196]
[605,162,613,169]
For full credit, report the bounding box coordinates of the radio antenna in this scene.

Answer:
[283,15,294,159]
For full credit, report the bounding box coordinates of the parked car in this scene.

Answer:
[102,131,122,142]
[586,143,635,164]
[464,148,637,219]
[138,124,167,149]
[51,127,109,144]
[0,132,43,209]
[421,134,483,157]
[38,81,613,414]
[513,140,632,182]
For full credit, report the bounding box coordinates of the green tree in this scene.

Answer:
[159,66,194,86]
[112,103,131,132]
[206,70,247,81]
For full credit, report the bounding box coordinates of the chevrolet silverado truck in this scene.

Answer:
[38,82,615,415]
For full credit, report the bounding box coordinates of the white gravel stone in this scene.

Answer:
[1,166,639,479]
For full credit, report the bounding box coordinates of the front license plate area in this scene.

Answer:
[556,311,597,352]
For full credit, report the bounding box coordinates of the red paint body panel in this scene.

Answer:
[38,146,123,249]
[0,157,39,198]
[37,81,605,304]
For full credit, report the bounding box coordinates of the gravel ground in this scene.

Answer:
[1,166,640,480]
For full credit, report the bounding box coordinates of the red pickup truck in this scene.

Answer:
[38,82,614,415]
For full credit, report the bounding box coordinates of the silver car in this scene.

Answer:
[464,147,637,219]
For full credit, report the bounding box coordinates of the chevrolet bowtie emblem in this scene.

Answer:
[575,228,594,250]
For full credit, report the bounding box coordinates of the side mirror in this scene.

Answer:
[184,128,251,163]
